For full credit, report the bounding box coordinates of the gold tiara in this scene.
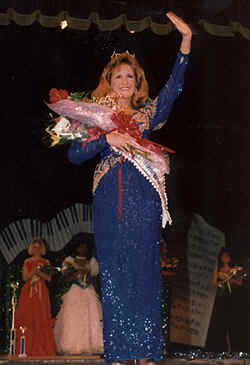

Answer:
[111,50,135,59]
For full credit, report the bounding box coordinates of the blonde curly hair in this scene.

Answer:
[28,238,46,256]
[92,52,149,109]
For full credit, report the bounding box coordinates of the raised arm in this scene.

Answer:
[150,52,189,131]
[68,134,109,165]
[150,12,192,131]
[167,12,192,55]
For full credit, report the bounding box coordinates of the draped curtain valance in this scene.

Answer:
[0,7,250,39]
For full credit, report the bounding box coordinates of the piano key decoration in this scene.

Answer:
[0,204,93,264]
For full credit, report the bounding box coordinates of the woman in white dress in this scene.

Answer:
[54,242,104,355]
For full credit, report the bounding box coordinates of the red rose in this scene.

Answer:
[59,89,69,100]
[49,88,69,104]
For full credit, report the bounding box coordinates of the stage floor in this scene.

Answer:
[0,355,248,365]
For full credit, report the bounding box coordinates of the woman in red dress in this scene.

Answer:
[15,238,56,356]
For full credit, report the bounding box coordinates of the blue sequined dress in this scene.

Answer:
[68,51,189,363]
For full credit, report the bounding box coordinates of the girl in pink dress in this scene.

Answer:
[54,242,103,354]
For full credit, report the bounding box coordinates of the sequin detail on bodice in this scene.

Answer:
[93,100,156,194]
[93,152,121,193]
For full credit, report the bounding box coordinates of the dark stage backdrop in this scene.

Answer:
[0,10,250,354]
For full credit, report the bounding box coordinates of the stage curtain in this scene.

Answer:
[0,8,250,39]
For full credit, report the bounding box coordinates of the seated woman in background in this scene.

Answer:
[54,241,103,355]
[15,238,56,356]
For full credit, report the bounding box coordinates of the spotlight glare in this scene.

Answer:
[60,20,68,30]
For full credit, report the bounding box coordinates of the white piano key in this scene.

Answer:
[58,213,72,244]
[51,218,63,251]
[14,222,26,250]
[9,222,25,253]
[22,219,32,244]
[3,228,18,262]
[0,234,12,263]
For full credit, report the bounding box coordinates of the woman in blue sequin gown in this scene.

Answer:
[68,12,192,365]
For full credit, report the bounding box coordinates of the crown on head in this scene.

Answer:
[111,50,135,59]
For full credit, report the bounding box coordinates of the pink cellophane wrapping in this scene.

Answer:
[47,100,117,131]
[47,100,170,174]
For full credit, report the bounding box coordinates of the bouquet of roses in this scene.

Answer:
[60,256,88,279]
[30,261,59,287]
[45,88,176,227]
[38,263,59,276]
[45,88,175,175]
[161,257,179,278]
[217,265,247,293]
[165,257,179,272]
[60,256,91,287]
